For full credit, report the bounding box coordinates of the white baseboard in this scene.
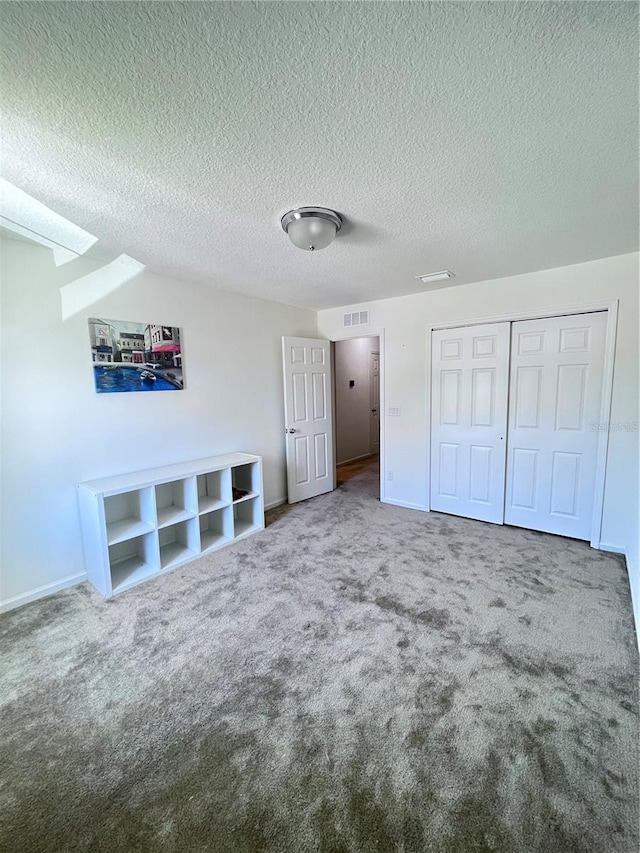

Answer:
[0,572,87,614]
[264,497,287,511]
[599,542,625,555]
[619,545,639,656]
[599,543,639,654]
[628,573,640,656]
[337,453,375,467]
[381,497,428,512]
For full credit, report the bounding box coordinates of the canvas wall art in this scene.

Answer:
[88,318,184,393]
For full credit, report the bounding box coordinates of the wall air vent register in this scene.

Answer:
[344,311,369,327]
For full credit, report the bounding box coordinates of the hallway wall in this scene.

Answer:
[334,337,379,465]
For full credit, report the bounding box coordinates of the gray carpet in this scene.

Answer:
[1,459,638,852]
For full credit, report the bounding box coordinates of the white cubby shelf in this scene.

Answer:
[78,453,264,597]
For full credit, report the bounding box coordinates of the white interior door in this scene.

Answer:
[430,323,510,523]
[370,351,380,454]
[505,312,607,539]
[282,337,334,504]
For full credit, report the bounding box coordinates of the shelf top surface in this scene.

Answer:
[80,452,260,495]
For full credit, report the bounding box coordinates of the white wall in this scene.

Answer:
[334,336,379,464]
[0,236,316,608]
[318,253,640,637]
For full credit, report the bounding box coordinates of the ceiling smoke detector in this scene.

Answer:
[281,207,342,251]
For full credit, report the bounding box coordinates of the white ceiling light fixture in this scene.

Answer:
[415,270,456,284]
[281,207,342,251]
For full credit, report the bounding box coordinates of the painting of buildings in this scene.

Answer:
[88,318,184,392]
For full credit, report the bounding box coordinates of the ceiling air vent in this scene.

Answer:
[344,310,369,328]
[415,270,455,285]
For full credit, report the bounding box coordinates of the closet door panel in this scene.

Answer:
[504,312,607,539]
[430,323,510,523]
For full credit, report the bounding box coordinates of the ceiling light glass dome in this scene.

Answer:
[281,207,342,251]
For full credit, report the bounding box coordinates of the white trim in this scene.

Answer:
[428,300,616,332]
[630,581,640,657]
[425,326,434,514]
[589,302,618,549]
[626,550,640,656]
[599,543,639,654]
[264,497,287,511]
[381,497,428,512]
[598,542,626,555]
[0,572,87,614]
[337,453,375,467]
[425,301,618,550]
[328,329,386,503]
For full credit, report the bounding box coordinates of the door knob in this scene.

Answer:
[371,408,377,413]
[287,428,297,434]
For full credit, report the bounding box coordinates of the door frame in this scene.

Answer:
[369,349,380,456]
[425,300,618,549]
[330,329,386,501]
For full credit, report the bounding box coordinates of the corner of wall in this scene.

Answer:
[0,572,87,614]
[624,537,640,655]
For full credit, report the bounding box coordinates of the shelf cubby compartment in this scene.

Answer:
[233,496,261,539]
[197,469,231,514]
[199,507,233,552]
[105,488,155,545]
[109,533,158,593]
[156,478,197,528]
[231,462,260,503]
[79,453,264,598]
[159,518,200,570]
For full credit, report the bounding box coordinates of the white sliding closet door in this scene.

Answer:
[430,323,510,523]
[505,312,607,539]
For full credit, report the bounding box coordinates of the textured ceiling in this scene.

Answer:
[1,2,638,310]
